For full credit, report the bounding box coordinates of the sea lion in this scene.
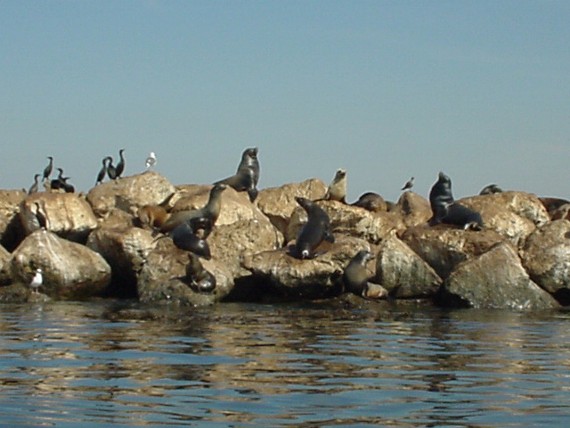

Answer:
[551,203,570,221]
[351,192,387,212]
[137,205,169,230]
[479,184,503,195]
[215,147,259,202]
[323,168,347,203]
[171,221,211,259]
[428,171,454,225]
[440,202,483,231]
[292,197,335,259]
[160,183,227,235]
[185,253,216,293]
[343,250,374,295]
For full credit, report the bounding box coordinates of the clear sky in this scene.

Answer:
[1,0,569,203]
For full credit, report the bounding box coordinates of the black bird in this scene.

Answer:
[106,156,118,180]
[50,168,65,191]
[42,156,53,182]
[115,149,125,178]
[96,158,108,185]
[28,174,40,195]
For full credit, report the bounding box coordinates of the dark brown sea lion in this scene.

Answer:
[215,147,260,202]
[292,197,334,259]
[351,192,387,212]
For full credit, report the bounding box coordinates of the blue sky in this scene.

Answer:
[1,1,569,202]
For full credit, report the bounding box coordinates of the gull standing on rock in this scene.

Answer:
[401,177,414,192]
[145,152,157,170]
[30,268,43,294]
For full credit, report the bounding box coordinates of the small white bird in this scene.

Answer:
[145,152,157,170]
[30,268,43,294]
[401,176,415,192]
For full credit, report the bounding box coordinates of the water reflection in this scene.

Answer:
[0,300,569,426]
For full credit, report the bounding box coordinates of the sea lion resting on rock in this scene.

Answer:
[138,205,169,230]
[215,147,260,202]
[439,202,483,231]
[479,184,503,195]
[185,253,216,293]
[292,197,335,259]
[323,168,347,203]
[343,250,388,299]
[351,192,387,212]
[161,183,227,236]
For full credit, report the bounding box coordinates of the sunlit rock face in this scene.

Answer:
[19,192,98,243]
[87,171,176,217]
[10,229,111,300]
[439,242,560,310]
[392,191,432,228]
[521,219,570,305]
[374,234,442,299]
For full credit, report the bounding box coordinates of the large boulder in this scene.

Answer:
[521,220,570,303]
[10,229,111,299]
[86,225,156,297]
[374,234,442,298]
[392,191,432,228]
[86,171,176,217]
[439,242,560,310]
[19,193,98,242]
[287,200,405,244]
[0,189,26,250]
[459,191,549,247]
[256,179,328,235]
[0,244,11,285]
[137,238,234,307]
[401,226,506,280]
[242,235,371,299]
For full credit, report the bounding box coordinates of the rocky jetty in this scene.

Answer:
[0,169,568,311]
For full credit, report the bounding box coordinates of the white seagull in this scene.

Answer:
[30,268,43,294]
[145,152,157,170]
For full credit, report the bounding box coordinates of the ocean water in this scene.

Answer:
[0,298,569,427]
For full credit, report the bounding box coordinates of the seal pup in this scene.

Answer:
[185,253,216,293]
[428,172,454,225]
[42,156,53,182]
[292,197,335,259]
[401,177,414,192]
[323,168,347,203]
[161,183,227,235]
[351,192,386,212]
[30,268,43,294]
[28,174,40,195]
[479,184,503,195]
[95,157,108,185]
[215,147,259,202]
[145,151,157,170]
[115,149,126,178]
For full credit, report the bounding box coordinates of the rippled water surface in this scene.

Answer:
[1,299,570,427]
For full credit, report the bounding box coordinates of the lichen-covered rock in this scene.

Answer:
[392,191,432,228]
[374,234,442,298]
[19,193,98,242]
[11,229,111,299]
[459,191,549,247]
[401,226,505,280]
[439,242,560,310]
[87,226,157,297]
[521,220,570,303]
[287,200,405,244]
[242,235,371,299]
[137,238,234,306]
[0,189,27,250]
[256,178,327,235]
[86,171,176,217]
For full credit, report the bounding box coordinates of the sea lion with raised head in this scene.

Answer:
[428,172,455,225]
[323,168,347,203]
[292,197,335,259]
[343,250,374,295]
[161,183,227,235]
[215,147,260,202]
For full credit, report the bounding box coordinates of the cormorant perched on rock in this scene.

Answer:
[95,158,108,185]
[115,149,125,178]
[106,156,118,180]
[42,156,53,182]
[50,168,65,191]
[401,177,414,192]
[28,174,40,195]
[145,152,157,170]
